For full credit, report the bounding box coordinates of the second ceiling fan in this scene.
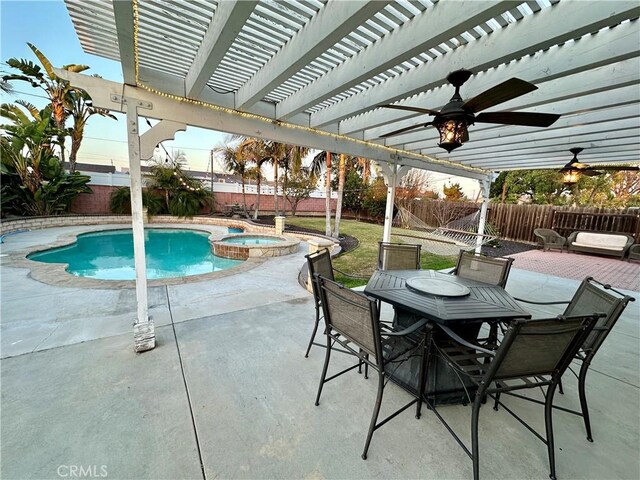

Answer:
[560,147,640,185]
[381,69,560,153]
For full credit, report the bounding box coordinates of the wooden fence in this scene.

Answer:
[409,200,640,243]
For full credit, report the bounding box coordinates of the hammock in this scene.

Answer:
[391,207,498,256]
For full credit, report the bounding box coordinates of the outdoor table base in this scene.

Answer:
[385,310,480,406]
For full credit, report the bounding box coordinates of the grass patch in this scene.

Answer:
[287,217,457,287]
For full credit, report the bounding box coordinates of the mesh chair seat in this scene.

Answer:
[429,313,602,480]
[452,250,514,288]
[313,275,430,460]
[377,241,422,271]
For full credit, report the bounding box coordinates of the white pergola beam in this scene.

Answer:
[137,65,335,133]
[421,127,640,159]
[112,0,136,85]
[480,154,640,170]
[457,139,640,165]
[185,1,258,98]
[236,1,390,110]
[276,0,511,120]
[56,70,489,180]
[365,57,640,142]
[314,0,640,129]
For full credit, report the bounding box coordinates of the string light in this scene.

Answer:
[129,0,487,177]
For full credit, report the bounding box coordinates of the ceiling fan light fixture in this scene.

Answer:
[436,118,467,153]
[561,168,580,186]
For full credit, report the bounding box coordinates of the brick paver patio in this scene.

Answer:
[508,250,640,292]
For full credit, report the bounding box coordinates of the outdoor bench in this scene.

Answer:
[567,231,634,259]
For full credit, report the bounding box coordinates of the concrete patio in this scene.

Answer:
[1,226,639,480]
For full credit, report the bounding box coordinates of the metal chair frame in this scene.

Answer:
[511,277,635,441]
[313,274,430,460]
[304,248,336,358]
[428,313,602,480]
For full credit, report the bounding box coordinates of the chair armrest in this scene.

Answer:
[437,324,495,356]
[381,318,430,337]
[513,297,570,306]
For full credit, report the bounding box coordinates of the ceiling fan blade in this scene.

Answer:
[590,165,640,171]
[475,111,560,127]
[462,78,537,113]
[379,122,432,138]
[382,104,440,116]
[583,169,602,177]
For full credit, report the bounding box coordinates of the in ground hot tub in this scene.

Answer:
[211,233,299,260]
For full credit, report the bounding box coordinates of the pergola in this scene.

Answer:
[58,0,640,351]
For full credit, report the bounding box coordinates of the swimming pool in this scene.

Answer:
[28,229,243,280]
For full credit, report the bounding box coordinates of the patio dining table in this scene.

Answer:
[364,269,531,405]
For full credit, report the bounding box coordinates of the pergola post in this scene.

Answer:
[126,100,154,353]
[378,162,411,243]
[475,175,494,254]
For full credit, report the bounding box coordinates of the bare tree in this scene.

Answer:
[395,169,433,210]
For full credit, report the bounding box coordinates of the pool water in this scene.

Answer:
[221,236,283,246]
[28,229,243,280]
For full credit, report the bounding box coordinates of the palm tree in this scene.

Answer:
[4,43,90,164]
[223,137,273,219]
[280,144,310,216]
[264,141,288,216]
[333,153,347,237]
[66,84,116,173]
[310,150,338,236]
[215,142,250,214]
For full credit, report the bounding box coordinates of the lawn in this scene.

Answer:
[287,217,457,287]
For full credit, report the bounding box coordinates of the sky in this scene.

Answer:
[0,0,479,197]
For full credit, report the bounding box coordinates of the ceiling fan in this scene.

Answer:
[560,147,640,185]
[380,69,560,153]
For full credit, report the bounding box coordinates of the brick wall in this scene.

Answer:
[69,185,337,215]
[70,185,114,214]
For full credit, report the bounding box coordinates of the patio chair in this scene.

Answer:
[428,313,602,480]
[377,241,422,271]
[313,274,430,460]
[512,277,635,441]
[452,250,514,287]
[377,242,422,321]
[534,228,567,252]
[451,251,514,346]
[304,249,335,358]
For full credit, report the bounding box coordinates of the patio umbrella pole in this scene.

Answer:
[475,176,492,254]
[126,102,154,353]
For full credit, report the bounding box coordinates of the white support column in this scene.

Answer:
[475,175,494,254]
[126,101,154,353]
[378,161,411,243]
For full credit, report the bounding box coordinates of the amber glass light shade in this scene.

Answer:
[562,169,580,186]
[436,118,467,153]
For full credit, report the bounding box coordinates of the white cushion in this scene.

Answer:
[574,232,628,249]
[572,242,624,251]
